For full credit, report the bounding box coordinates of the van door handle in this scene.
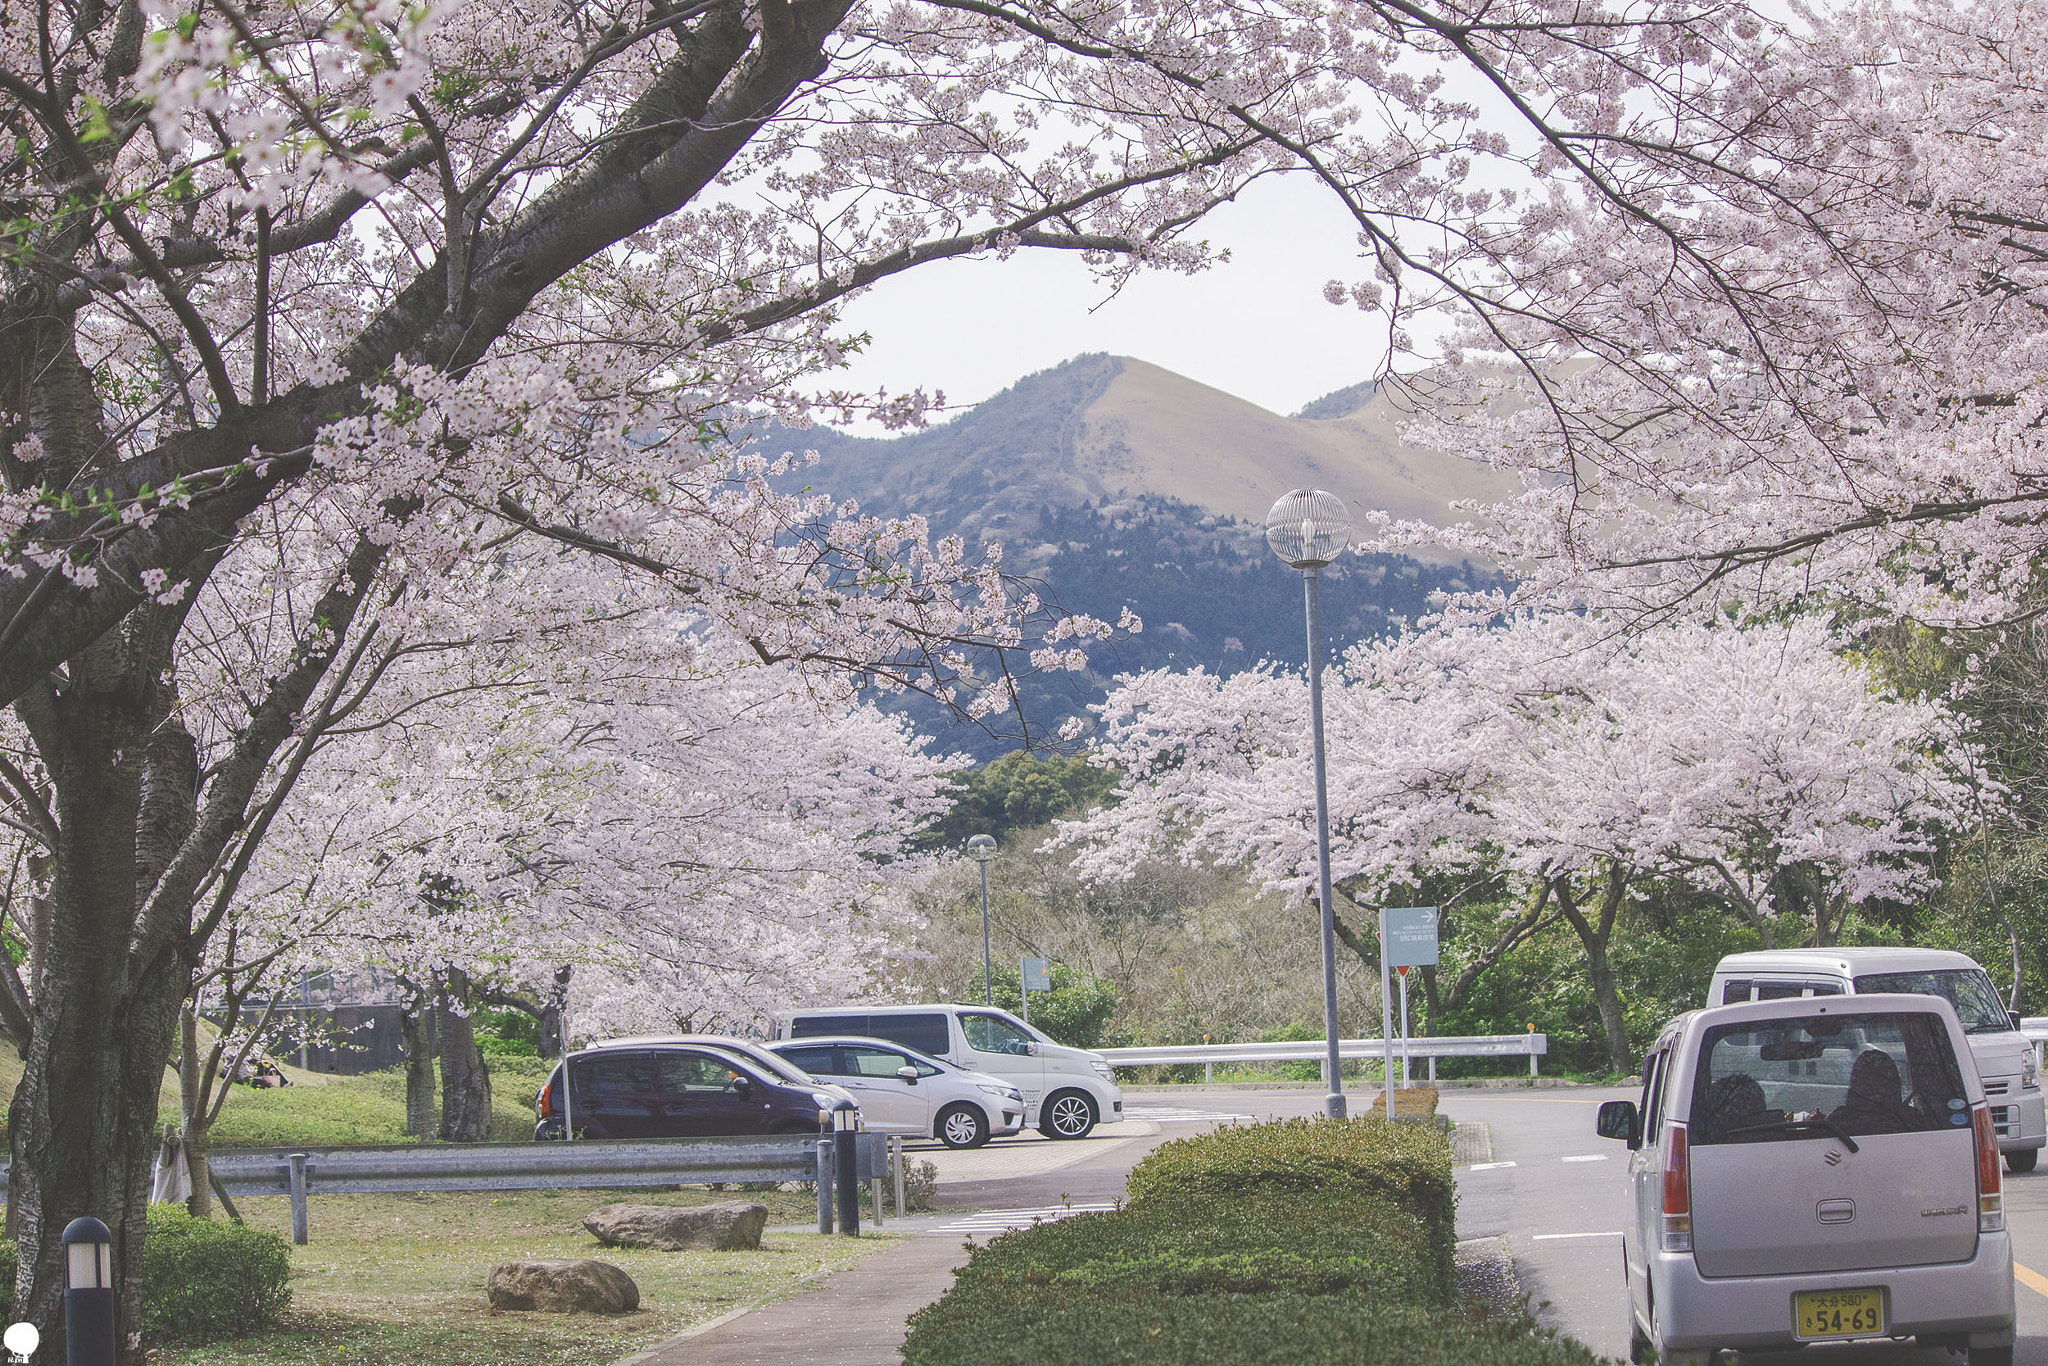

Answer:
[1817,1198,1856,1224]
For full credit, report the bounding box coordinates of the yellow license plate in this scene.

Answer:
[1793,1288,1886,1340]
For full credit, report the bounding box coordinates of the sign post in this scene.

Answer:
[1020,957,1050,1025]
[1381,907,1439,1099]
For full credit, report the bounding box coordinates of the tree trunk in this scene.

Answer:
[179,1009,211,1221]
[1555,871,1635,1078]
[399,987,438,1140]
[437,970,492,1142]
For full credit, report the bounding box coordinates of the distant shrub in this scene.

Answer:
[0,1209,290,1343]
[140,1205,292,1341]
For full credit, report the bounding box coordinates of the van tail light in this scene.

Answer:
[537,1080,556,1118]
[1974,1105,2005,1233]
[1661,1122,1692,1252]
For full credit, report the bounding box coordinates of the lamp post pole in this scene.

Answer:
[1266,489,1353,1122]
[967,835,997,1006]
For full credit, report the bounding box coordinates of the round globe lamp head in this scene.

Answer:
[1264,489,1352,569]
[966,834,997,864]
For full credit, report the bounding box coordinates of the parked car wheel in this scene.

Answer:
[1969,1347,2015,1366]
[1039,1090,1097,1139]
[936,1103,990,1149]
[1627,1317,1652,1366]
[2006,1147,2039,1173]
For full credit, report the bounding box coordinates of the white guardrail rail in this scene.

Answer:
[1097,1032,1548,1081]
[2020,1018,2048,1066]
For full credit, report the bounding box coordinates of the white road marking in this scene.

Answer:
[1561,1154,1609,1163]
[936,1203,1119,1234]
[1123,1105,1254,1123]
[1466,1160,1518,1171]
[1532,1231,1623,1241]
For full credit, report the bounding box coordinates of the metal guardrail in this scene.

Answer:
[1098,1032,1548,1080]
[0,1132,892,1244]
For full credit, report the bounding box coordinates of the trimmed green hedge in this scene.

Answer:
[0,1207,291,1343]
[904,1118,1594,1366]
[905,1291,1609,1366]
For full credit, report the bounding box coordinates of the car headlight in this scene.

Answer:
[2024,1050,2039,1090]
[812,1091,840,1109]
[1089,1060,1115,1079]
[979,1083,1021,1100]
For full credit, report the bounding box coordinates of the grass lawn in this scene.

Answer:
[159,1186,894,1366]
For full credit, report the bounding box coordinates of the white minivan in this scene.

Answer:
[774,1003,1124,1139]
[1710,948,2045,1172]
[1597,994,2015,1365]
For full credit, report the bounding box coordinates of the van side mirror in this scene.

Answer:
[730,1073,752,1094]
[2011,1010,2023,1032]
[896,1065,920,1084]
[1024,1041,1039,1056]
[1596,1099,1641,1149]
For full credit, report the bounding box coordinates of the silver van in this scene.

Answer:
[1709,948,2045,1172]
[1596,994,2014,1365]
[774,1003,1123,1139]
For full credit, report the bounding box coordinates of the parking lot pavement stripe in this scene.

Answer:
[1124,1106,1254,1123]
[1531,1231,1623,1241]
[2016,1261,2048,1300]
[1466,1161,1518,1171]
[1561,1154,1609,1163]
[935,1204,1119,1234]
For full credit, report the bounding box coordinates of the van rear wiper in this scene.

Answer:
[1721,1115,1861,1154]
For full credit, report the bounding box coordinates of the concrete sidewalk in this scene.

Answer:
[619,1232,972,1366]
[617,1123,1182,1366]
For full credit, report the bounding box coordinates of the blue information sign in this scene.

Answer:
[1381,906,1439,969]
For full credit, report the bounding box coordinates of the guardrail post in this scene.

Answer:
[892,1136,905,1218]
[288,1153,309,1245]
[815,1139,833,1234]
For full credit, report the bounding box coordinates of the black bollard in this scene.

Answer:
[62,1216,114,1366]
[831,1103,860,1236]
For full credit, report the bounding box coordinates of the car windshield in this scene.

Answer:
[1690,1011,1969,1144]
[710,1044,813,1086]
[1853,968,2011,1034]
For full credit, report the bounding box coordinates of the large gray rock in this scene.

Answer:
[583,1200,770,1252]
[486,1258,639,1313]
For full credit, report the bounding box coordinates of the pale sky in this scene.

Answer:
[827,172,1411,432]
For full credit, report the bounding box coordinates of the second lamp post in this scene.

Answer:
[1265,488,1354,1121]
[967,834,997,1005]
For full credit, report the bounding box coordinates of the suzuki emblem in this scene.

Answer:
[1823,1149,1843,1166]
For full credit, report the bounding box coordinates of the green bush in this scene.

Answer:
[904,1290,1607,1366]
[1125,1116,1456,1285]
[139,1205,292,1341]
[0,1208,290,1344]
[904,1117,1543,1365]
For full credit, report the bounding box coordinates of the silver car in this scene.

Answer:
[765,1036,1026,1147]
[1596,993,2015,1366]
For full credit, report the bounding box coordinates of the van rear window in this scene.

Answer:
[1853,968,2010,1034]
[791,1014,869,1038]
[1690,1012,1969,1145]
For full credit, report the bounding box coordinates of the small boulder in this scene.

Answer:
[583,1200,770,1252]
[486,1258,639,1313]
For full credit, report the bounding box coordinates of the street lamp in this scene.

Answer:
[1265,488,1354,1122]
[63,1215,115,1366]
[967,834,997,1006]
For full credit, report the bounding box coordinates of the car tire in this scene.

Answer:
[2006,1146,2039,1174]
[936,1103,990,1149]
[1039,1090,1097,1139]
[1628,1318,1652,1366]
[1968,1347,2015,1366]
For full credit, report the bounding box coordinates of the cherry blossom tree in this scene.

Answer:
[1061,615,1980,1073]
[1378,0,2048,636]
[0,0,1879,1347]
